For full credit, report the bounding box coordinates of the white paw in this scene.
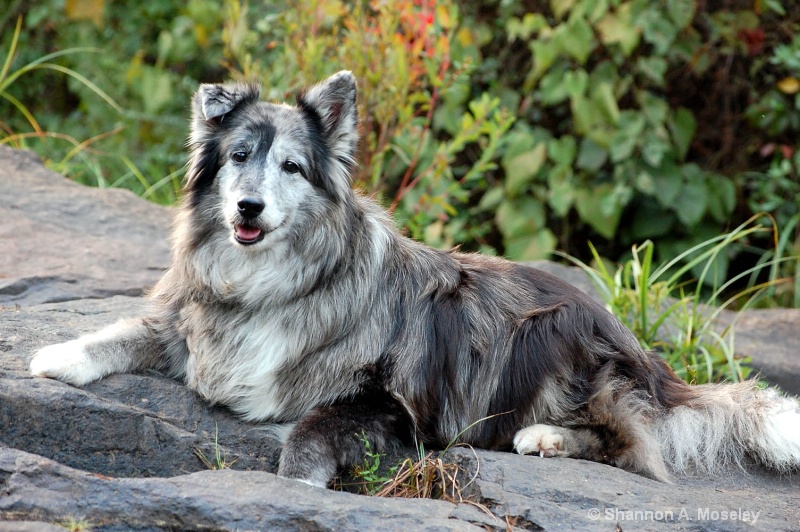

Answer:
[513,424,566,458]
[30,340,102,386]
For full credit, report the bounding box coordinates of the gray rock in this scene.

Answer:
[0,447,495,531]
[0,145,172,306]
[715,308,800,395]
[1,146,799,530]
[1,296,282,479]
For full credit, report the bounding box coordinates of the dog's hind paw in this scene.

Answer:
[30,340,101,386]
[513,424,567,458]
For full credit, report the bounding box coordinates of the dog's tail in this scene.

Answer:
[654,381,800,474]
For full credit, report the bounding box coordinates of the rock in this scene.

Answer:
[0,145,172,306]
[715,308,800,395]
[1,296,281,479]
[0,447,496,531]
[447,447,799,531]
[1,145,799,530]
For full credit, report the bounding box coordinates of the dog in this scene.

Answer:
[30,71,800,487]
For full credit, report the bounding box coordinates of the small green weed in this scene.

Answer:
[345,432,401,495]
[194,424,238,470]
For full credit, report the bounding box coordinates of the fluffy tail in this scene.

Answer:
[654,381,800,475]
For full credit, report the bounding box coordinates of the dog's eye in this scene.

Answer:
[282,160,300,174]
[232,151,248,163]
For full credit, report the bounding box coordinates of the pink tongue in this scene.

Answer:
[236,225,262,240]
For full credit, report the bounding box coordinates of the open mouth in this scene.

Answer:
[234,224,266,245]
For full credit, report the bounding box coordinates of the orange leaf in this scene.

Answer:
[777,77,800,94]
[65,0,105,27]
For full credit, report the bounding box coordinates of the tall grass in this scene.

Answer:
[560,217,794,384]
[0,16,182,202]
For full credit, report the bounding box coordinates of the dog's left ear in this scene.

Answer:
[189,83,261,146]
[297,71,359,168]
[195,83,261,123]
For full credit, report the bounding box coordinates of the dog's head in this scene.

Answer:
[184,71,359,248]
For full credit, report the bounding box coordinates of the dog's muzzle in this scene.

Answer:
[234,197,267,245]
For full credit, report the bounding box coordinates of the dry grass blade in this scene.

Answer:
[370,447,493,519]
[373,452,462,500]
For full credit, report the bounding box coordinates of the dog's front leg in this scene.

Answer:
[30,316,171,386]
[278,392,410,488]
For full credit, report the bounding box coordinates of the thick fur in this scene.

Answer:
[31,71,800,487]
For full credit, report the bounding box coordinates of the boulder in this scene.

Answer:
[0,147,172,306]
[1,145,798,530]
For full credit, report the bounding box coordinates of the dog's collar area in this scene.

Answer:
[234,224,266,245]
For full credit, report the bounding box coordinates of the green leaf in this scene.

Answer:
[634,170,655,195]
[666,0,696,30]
[560,16,595,64]
[668,107,696,161]
[706,175,736,222]
[591,81,620,126]
[139,66,174,114]
[505,143,547,196]
[636,56,667,86]
[502,127,538,162]
[550,0,575,20]
[673,172,708,228]
[547,165,575,216]
[548,135,577,166]
[571,94,594,135]
[538,67,570,105]
[639,8,677,55]
[529,39,559,82]
[478,186,505,211]
[596,3,641,55]
[638,92,669,126]
[575,184,625,239]
[505,229,557,260]
[610,111,646,162]
[576,137,608,171]
[630,202,675,240]
[496,197,546,238]
[563,68,589,100]
[650,163,682,208]
[641,131,671,167]
[506,13,549,41]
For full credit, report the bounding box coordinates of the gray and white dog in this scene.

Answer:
[31,71,800,487]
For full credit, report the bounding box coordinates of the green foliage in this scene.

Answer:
[1,0,222,204]
[220,0,515,250]
[563,219,792,383]
[497,0,753,267]
[348,432,401,495]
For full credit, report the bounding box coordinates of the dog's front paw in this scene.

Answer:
[513,424,567,458]
[30,340,102,386]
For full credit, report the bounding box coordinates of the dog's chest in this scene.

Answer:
[177,302,302,421]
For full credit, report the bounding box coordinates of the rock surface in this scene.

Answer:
[0,147,172,306]
[1,145,799,530]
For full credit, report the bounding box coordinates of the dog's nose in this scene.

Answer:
[237,197,265,218]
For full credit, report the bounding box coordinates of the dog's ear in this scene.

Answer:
[194,83,261,122]
[297,71,359,172]
[189,83,261,145]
